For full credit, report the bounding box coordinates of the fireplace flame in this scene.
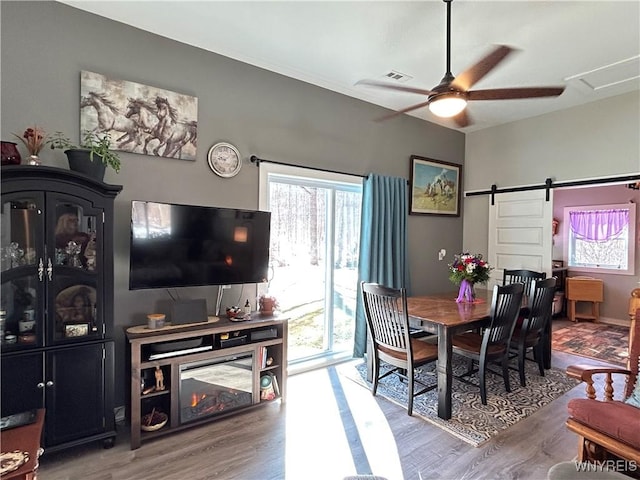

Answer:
[191,392,207,407]
[183,388,251,422]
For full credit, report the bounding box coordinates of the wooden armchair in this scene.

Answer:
[565,298,640,465]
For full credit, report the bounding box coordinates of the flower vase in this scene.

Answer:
[26,154,41,166]
[456,279,476,303]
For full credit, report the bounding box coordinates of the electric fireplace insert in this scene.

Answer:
[179,352,253,424]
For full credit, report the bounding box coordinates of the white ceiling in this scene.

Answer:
[59,1,640,132]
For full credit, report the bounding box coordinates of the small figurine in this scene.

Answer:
[84,233,97,270]
[155,366,165,391]
[65,241,83,268]
[8,242,25,268]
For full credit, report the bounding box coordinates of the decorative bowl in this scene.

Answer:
[226,306,242,319]
[141,411,168,432]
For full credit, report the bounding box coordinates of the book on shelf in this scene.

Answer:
[271,373,280,396]
[260,346,269,369]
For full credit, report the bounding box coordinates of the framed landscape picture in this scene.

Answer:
[409,155,461,216]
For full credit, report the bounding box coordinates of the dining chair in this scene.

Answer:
[361,282,438,416]
[452,282,525,405]
[502,269,546,294]
[509,277,557,387]
[503,268,547,328]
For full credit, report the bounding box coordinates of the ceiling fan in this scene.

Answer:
[356,0,565,128]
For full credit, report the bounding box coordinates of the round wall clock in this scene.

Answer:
[208,142,242,178]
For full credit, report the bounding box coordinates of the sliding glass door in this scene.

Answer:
[260,164,362,365]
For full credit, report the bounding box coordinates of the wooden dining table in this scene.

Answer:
[404,287,553,420]
[406,288,495,420]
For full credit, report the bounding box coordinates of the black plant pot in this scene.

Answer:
[65,149,106,181]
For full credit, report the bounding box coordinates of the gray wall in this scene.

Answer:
[1,2,465,406]
[463,92,640,321]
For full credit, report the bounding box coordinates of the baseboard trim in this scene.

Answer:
[598,317,630,327]
[555,316,630,327]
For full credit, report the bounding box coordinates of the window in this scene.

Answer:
[563,203,636,275]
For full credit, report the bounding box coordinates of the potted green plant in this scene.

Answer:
[49,131,121,180]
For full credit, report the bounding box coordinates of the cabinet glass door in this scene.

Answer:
[0,194,44,350]
[48,197,103,344]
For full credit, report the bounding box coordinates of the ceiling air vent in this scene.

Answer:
[383,70,412,83]
[565,56,640,91]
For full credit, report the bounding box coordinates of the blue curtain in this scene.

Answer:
[353,174,410,357]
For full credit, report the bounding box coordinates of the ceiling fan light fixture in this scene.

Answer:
[428,92,467,117]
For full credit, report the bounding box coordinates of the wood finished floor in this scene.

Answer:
[37,320,624,480]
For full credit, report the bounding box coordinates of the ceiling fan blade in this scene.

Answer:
[451,45,515,91]
[453,109,471,128]
[467,87,565,101]
[355,79,433,96]
[374,100,431,122]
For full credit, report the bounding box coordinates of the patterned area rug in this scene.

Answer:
[552,322,629,366]
[349,359,578,447]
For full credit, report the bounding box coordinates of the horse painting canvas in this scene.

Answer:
[409,155,461,216]
[80,71,198,160]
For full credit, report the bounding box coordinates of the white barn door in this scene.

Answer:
[488,189,554,289]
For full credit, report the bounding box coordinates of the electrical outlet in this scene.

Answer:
[438,249,447,261]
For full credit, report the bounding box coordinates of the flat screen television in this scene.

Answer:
[129,201,271,290]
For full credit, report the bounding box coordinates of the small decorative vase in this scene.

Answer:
[26,154,41,166]
[456,279,476,303]
[259,296,277,316]
[1,141,21,165]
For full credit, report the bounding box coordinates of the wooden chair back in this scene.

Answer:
[523,277,557,337]
[503,269,546,295]
[625,307,639,399]
[483,283,525,350]
[629,289,640,320]
[361,282,412,365]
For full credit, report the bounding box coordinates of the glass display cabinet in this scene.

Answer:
[0,165,121,452]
